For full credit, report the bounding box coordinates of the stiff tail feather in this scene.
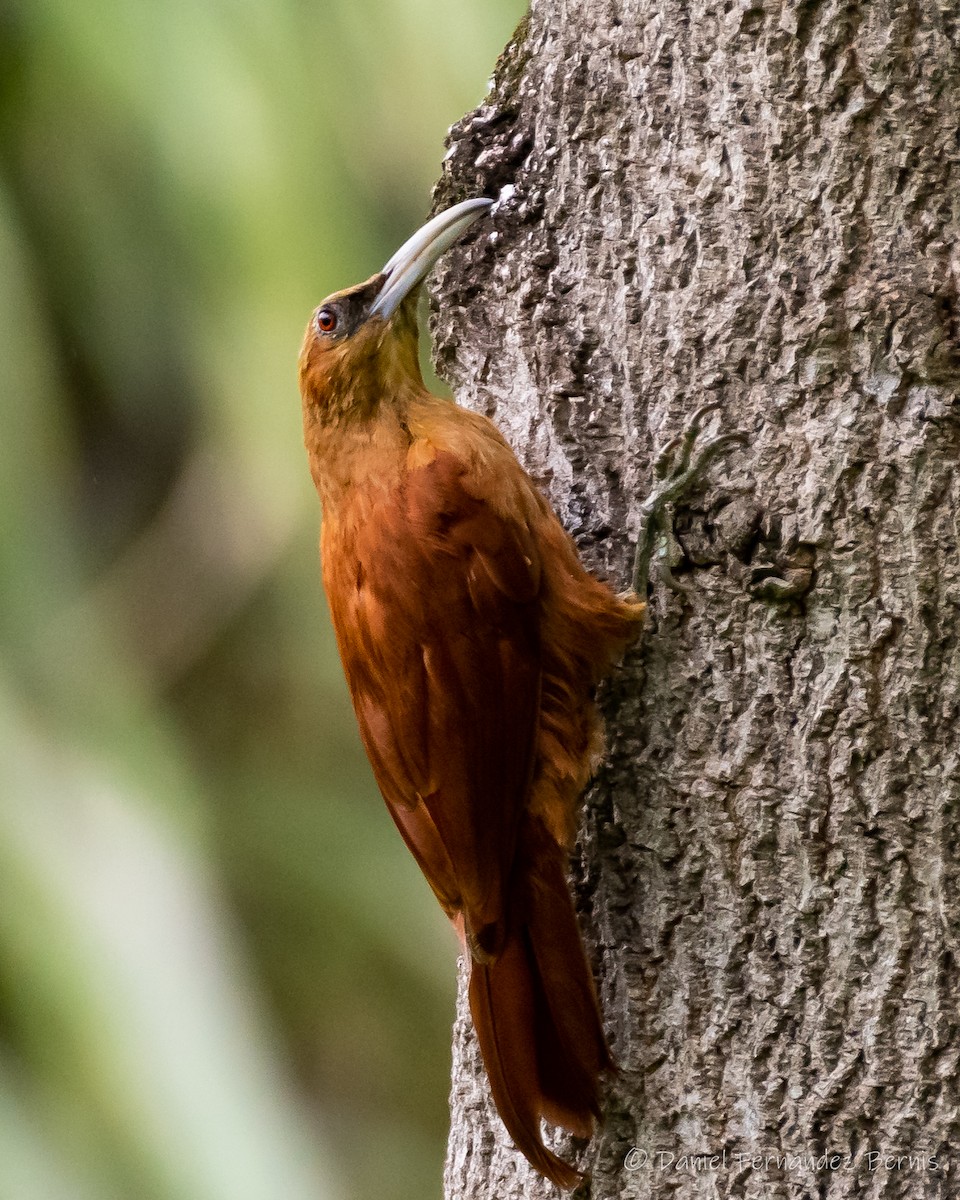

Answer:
[468,836,613,1189]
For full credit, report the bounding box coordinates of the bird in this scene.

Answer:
[298,197,739,1187]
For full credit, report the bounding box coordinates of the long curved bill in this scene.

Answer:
[369,197,493,320]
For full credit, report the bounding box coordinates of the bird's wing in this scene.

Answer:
[323,447,541,951]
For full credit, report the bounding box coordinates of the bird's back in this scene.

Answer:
[406,394,645,846]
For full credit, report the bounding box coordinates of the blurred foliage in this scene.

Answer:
[0,1,525,1198]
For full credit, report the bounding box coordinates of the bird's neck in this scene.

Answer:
[305,383,426,511]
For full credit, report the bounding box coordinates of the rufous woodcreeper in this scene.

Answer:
[299,198,646,1188]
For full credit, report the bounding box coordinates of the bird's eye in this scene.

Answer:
[316,307,338,334]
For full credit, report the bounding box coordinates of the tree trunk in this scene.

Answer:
[429,0,960,1197]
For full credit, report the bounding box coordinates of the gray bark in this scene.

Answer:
[430,1,960,1197]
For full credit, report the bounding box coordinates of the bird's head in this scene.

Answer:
[299,197,493,425]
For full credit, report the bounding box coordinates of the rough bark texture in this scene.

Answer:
[430,1,960,1197]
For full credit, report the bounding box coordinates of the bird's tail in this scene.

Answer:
[468,829,613,1189]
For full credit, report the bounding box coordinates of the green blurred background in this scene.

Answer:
[0,2,524,1197]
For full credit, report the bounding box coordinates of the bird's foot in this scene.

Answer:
[632,402,746,597]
